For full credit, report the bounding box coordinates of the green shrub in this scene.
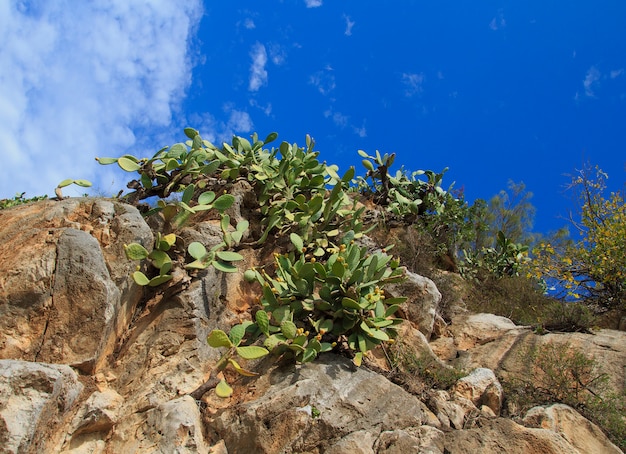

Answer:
[0,193,48,209]
[503,340,625,451]
[100,129,436,397]
[464,275,551,326]
[541,300,596,333]
[389,342,465,393]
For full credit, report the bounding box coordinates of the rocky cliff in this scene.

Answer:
[0,198,623,453]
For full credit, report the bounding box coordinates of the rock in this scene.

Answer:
[0,199,152,374]
[449,313,529,351]
[429,336,457,361]
[375,426,445,454]
[69,388,123,436]
[0,360,84,454]
[427,391,477,430]
[444,417,577,453]
[389,270,442,339]
[213,354,426,453]
[452,368,503,416]
[326,430,376,454]
[523,404,622,454]
[145,396,210,454]
[367,321,444,372]
[1,198,624,453]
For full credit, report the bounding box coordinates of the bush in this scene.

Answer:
[502,340,625,451]
[0,193,47,209]
[464,275,550,326]
[541,300,596,333]
[529,165,626,309]
[388,339,466,395]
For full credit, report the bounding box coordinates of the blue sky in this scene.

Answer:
[1,1,625,234]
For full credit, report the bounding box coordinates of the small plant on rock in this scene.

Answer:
[0,193,48,209]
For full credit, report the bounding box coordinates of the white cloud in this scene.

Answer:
[324,110,349,128]
[305,0,322,8]
[310,69,336,95]
[489,11,506,31]
[583,66,601,97]
[244,18,256,29]
[249,42,268,91]
[250,99,273,116]
[324,108,366,137]
[344,15,355,36]
[401,73,425,97]
[610,68,624,79]
[0,0,203,198]
[226,109,254,134]
[269,43,287,65]
[192,105,254,145]
[353,124,367,138]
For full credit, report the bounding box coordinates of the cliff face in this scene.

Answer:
[0,198,623,454]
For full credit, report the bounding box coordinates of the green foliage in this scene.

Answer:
[584,390,626,452]
[503,340,625,451]
[529,165,626,308]
[205,321,271,398]
[541,300,595,333]
[55,179,92,199]
[355,149,453,221]
[511,341,608,403]
[482,180,536,248]
[460,230,530,280]
[451,181,534,280]
[57,178,93,189]
[124,222,245,286]
[209,234,405,378]
[0,193,48,209]
[389,342,466,393]
[97,128,415,396]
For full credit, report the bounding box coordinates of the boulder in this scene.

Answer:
[375,426,445,454]
[389,270,442,339]
[213,354,427,453]
[0,199,152,374]
[0,360,84,453]
[144,396,211,454]
[523,404,622,454]
[452,367,503,415]
[443,417,579,454]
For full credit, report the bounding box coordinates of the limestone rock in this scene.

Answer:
[389,270,442,339]
[69,388,123,436]
[213,354,426,453]
[145,396,210,454]
[0,360,83,454]
[375,426,445,454]
[523,404,622,454]
[325,430,377,454]
[443,418,578,453]
[0,199,152,374]
[452,367,503,415]
[427,391,478,430]
[450,313,530,351]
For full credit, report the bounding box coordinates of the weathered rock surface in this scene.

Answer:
[444,313,626,396]
[0,199,152,373]
[213,354,428,453]
[0,199,623,453]
[523,404,622,454]
[0,360,84,453]
[390,270,442,339]
[452,367,503,415]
